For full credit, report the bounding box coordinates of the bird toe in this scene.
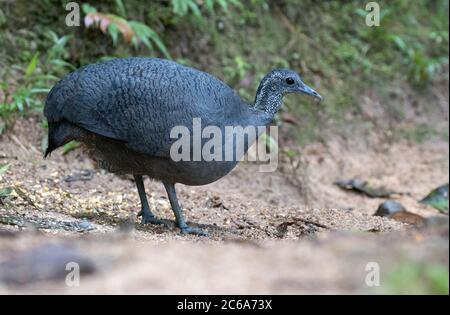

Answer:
[180,226,209,236]
[139,213,171,227]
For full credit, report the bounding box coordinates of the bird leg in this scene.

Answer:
[134,175,169,226]
[163,182,208,236]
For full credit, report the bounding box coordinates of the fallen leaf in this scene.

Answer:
[335,178,398,198]
[85,12,134,43]
[390,211,425,226]
[420,183,449,214]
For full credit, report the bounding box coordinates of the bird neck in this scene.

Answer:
[254,82,283,117]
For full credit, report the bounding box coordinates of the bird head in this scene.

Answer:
[254,69,322,116]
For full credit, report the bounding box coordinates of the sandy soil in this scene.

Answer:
[0,116,448,294]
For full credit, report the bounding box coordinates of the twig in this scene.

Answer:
[14,186,41,210]
[9,134,28,152]
[0,155,18,160]
[294,217,330,229]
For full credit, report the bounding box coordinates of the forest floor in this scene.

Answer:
[0,116,448,294]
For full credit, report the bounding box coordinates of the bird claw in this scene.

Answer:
[138,211,171,227]
[180,225,209,236]
[137,210,207,236]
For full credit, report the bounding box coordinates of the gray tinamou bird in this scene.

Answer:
[44,57,322,235]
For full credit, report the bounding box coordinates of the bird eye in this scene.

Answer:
[286,78,295,85]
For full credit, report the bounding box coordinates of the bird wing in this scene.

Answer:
[44,58,240,158]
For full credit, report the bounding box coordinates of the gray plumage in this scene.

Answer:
[44,57,321,235]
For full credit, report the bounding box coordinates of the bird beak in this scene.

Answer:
[299,83,323,102]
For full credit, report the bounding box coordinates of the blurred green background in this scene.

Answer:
[0,0,448,144]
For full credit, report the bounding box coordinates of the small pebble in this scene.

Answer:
[374,200,406,217]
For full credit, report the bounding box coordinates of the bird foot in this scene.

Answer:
[180,225,209,236]
[137,211,171,227]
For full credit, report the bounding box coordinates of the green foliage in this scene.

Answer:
[80,0,242,58]
[171,0,202,17]
[0,0,448,144]
[62,141,81,155]
[0,163,10,176]
[420,184,449,213]
[25,53,39,77]
[171,0,242,17]
[0,30,71,132]
[82,3,170,59]
[0,54,47,123]
[0,8,6,27]
[383,262,449,295]
[428,198,449,213]
[114,0,127,18]
[224,56,251,87]
[357,1,448,86]
[0,187,13,205]
[387,33,448,86]
[394,124,440,144]
[129,21,171,59]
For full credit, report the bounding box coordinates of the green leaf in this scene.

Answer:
[25,53,39,77]
[0,187,13,198]
[12,95,24,112]
[131,36,139,49]
[217,0,229,11]
[0,163,10,176]
[34,74,60,81]
[0,119,5,135]
[114,0,127,17]
[147,29,171,59]
[388,35,408,53]
[82,3,97,14]
[259,132,278,152]
[187,1,201,17]
[355,8,367,17]
[62,141,81,155]
[50,59,76,70]
[229,0,242,9]
[172,0,188,16]
[108,23,120,46]
[282,149,298,159]
[0,8,7,27]
[420,184,449,213]
[204,0,214,12]
[30,88,51,94]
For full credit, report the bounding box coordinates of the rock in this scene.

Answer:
[374,200,424,226]
[374,200,406,217]
[77,219,94,232]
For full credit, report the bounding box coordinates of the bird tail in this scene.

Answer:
[44,121,77,158]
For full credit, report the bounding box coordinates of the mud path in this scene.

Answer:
[0,117,448,294]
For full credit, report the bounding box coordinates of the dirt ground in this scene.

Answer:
[0,116,448,294]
